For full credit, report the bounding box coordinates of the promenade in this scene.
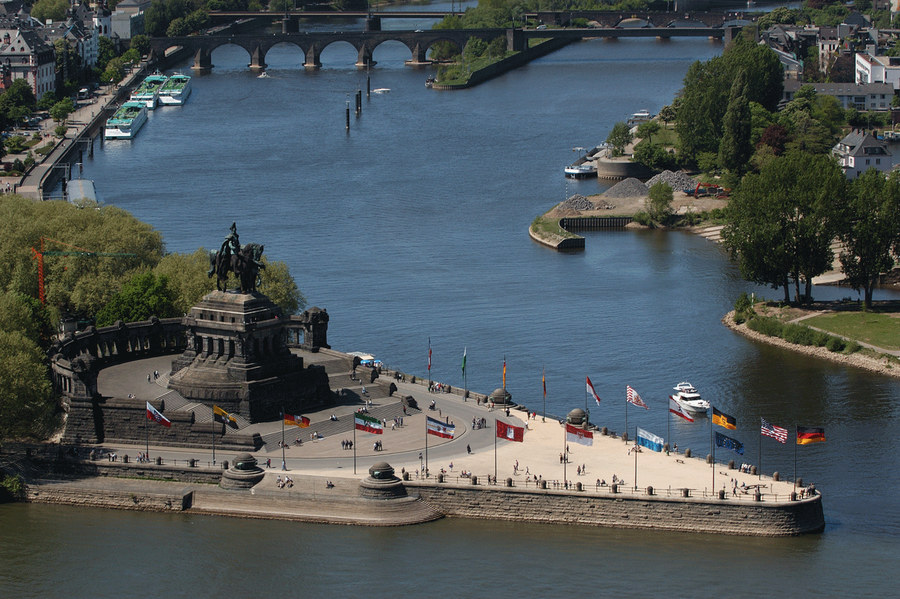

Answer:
[96,349,801,503]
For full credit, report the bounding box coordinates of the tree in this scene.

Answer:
[258,258,306,315]
[658,104,676,125]
[30,0,68,23]
[0,292,55,351]
[722,151,844,303]
[838,170,900,308]
[718,71,752,174]
[0,79,36,125]
[95,271,179,326]
[130,34,152,57]
[646,182,674,224]
[50,98,75,126]
[0,330,56,442]
[636,120,660,145]
[98,37,117,71]
[153,249,215,314]
[606,121,632,157]
[101,58,126,85]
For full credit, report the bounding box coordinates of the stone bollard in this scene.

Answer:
[601,427,608,436]
[685,448,692,458]
[471,475,477,485]
[222,460,228,470]
[706,454,713,464]
[540,479,547,489]
[790,491,797,501]
[754,491,761,502]
[506,477,513,487]
[663,443,670,453]
[576,482,582,492]
[718,489,726,500]
[403,472,410,481]
[681,488,690,498]
[189,458,196,467]
[123,454,129,463]
[437,473,444,483]
[646,485,654,496]
[622,432,629,442]
[750,465,757,475]
[611,483,618,493]
[796,477,803,488]
[728,460,735,470]
[773,471,780,481]
[156,456,162,465]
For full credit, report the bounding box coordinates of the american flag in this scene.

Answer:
[761,417,788,444]
[626,385,649,410]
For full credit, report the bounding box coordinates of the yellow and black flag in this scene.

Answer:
[213,405,238,428]
[712,407,737,430]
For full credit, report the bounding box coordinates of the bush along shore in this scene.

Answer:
[723,296,900,378]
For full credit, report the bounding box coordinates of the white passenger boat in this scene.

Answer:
[671,382,709,414]
[104,101,148,139]
[158,73,192,105]
[564,163,597,178]
[627,109,653,126]
[130,73,167,109]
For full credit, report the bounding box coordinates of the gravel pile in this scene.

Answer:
[559,194,595,211]
[645,170,698,192]
[603,178,649,198]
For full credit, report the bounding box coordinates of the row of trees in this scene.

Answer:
[722,152,900,309]
[0,197,305,442]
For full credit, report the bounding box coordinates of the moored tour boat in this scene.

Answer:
[130,73,168,109]
[104,101,148,139]
[671,382,709,414]
[157,73,192,105]
[564,162,597,178]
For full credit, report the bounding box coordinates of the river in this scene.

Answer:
[3,15,900,598]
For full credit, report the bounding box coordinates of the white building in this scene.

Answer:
[855,52,900,91]
[832,130,896,179]
[782,81,894,111]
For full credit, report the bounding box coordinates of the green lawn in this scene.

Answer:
[803,311,900,351]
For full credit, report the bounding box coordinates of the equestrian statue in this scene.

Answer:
[208,222,266,293]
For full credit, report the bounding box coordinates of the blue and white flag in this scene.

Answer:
[636,427,663,452]
[715,431,744,455]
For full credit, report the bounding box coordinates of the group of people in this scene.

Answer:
[471,417,487,430]
[429,382,448,393]
[738,462,754,473]
[341,439,354,450]
[275,475,293,489]
[147,370,160,383]
[373,440,383,451]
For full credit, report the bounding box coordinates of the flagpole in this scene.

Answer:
[494,420,498,482]
[212,416,216,465]
[794,424,798,493]
[634,425,638,491]
[624,395,628,441]
[281,405,287,471]
[463,346,467,402]
[666,402,670,453]
[353,413,357,474]
[146,409,150,460]
[563,423,566,488]
[425,413,429,478]
[758,423,762,482]
[427,337,432,392]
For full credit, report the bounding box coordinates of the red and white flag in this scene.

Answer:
[566,423,593,446]
[761,418,788,444]
[586,376,601,406]
[626,385,648,410]
[146,402,171,428]
[496,420,524,442]
[668,396,694,422]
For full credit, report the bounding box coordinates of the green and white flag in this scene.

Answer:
[461,347,467,375]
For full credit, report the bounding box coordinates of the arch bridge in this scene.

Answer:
[150,29,513,70]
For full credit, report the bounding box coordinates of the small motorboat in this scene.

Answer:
[671,382,709,414]
[425,76,436,88]
[257,71,269,79]
[372,88,390,94]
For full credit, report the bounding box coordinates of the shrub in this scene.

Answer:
[826,336,846,352]
[0,474,25,501]
[747,315,783,337]
[632,211,653,227]
[782,323,818,345]
[845,341,861,354]
[813,331,830,347]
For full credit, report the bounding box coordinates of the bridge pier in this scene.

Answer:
[406,43,430,66]
[249,45,267,71]
[282,16,298,34]
[365,17,382,32]
[356,46,376,69]
[304,45,321,70]
[191,48,212,72]
[507,28,526,52]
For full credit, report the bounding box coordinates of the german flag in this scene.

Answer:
[213,405,238,428]
[797,426,826,445]
[712,407,737,430]
[284,413,310,428]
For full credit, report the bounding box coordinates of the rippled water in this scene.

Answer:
[6,27,900,598]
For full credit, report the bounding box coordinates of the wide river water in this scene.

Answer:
[3,12,900,597]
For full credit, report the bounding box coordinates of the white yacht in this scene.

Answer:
[671,382,709,414]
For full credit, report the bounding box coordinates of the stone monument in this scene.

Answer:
[168,224,332,422]
[220,452,265,489]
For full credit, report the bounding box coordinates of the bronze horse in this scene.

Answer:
[208,243,265,293]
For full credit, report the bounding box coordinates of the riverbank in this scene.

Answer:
[723,307,900,379]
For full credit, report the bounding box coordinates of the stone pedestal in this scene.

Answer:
[359,462,407,499]
[220,453,265,489]
[168,290,331,422]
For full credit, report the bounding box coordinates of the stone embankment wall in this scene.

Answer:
[27,486,191,512]
[407,482,825,537]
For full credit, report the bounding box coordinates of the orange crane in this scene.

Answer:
[30,237,136,304]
